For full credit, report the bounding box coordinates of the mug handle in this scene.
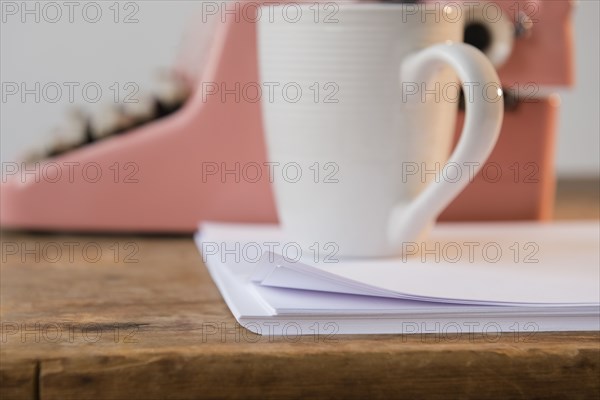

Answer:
[388,42,504,247]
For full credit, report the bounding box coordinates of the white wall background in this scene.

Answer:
[554,0,600,177]
[1,0,598,177]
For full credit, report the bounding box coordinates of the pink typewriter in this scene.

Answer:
[439,0,574,221]
[1,3,277,232]
[0,0,574,232]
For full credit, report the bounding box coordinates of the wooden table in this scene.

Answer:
[1,180,599,399]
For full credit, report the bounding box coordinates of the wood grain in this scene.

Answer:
[1,180,599,399]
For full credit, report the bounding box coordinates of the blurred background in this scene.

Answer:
[1,0,598,178]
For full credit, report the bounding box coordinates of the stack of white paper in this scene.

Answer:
[195,222,600,336]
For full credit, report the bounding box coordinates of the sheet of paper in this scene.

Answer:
[196,223,600,335]
[204,222,600,305]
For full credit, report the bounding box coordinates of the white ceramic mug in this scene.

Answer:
[258,3,503,258]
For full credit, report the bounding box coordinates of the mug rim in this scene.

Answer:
[262,2,455,12]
